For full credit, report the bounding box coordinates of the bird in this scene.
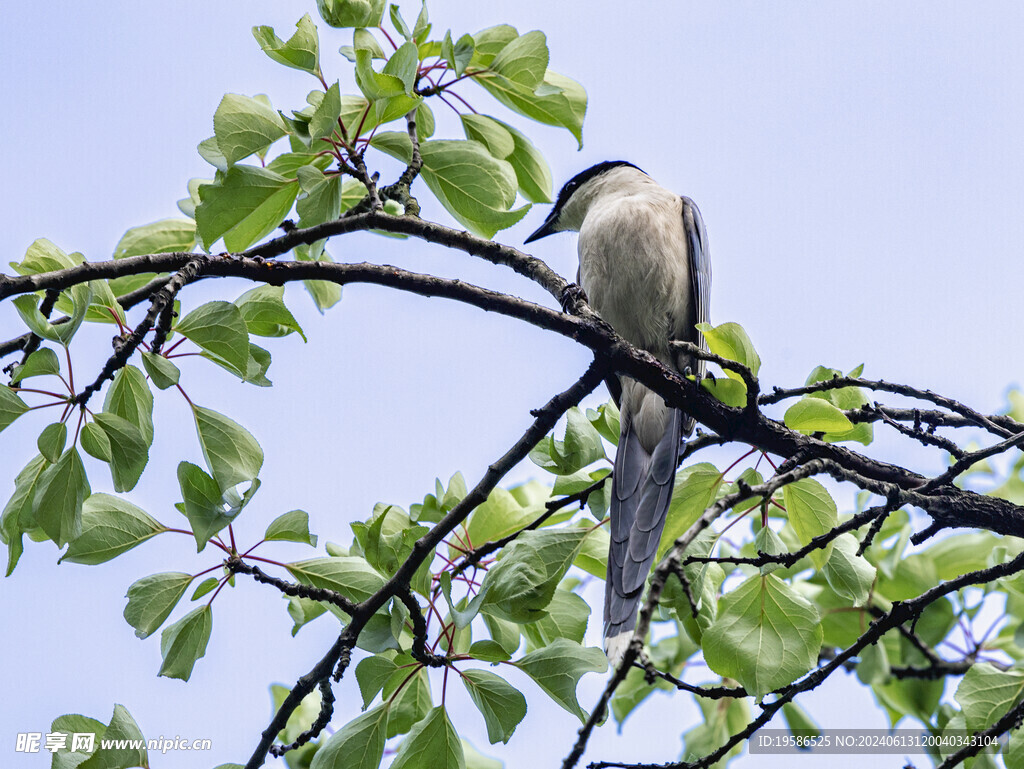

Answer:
[525,161,711,664]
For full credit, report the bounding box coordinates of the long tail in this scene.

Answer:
[604,405,684,664]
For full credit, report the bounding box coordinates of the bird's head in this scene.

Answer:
[524,160,645,243]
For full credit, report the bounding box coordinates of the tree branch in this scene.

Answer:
[244,359,606,769]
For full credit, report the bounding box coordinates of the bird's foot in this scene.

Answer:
[560,282,588,313]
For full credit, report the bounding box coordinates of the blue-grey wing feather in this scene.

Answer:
[681,195,711,356]
[605,408,684,636]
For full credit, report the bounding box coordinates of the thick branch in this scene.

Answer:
[8,248,1023,541]
[1,273,172,360]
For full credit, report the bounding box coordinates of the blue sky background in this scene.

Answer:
[3,2,1024,767]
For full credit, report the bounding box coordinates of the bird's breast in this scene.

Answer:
[577,193,691,357]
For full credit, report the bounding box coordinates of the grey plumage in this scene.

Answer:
[526,162,711,663]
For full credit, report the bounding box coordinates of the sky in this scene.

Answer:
[3,1,1024,767]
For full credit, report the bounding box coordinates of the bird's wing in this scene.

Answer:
[681,195,711,369]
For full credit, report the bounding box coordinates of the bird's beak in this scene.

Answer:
[524,211,559,244]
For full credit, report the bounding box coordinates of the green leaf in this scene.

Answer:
[420,140,528,236]
[92,412,150,492]
[804,365,873,445]
[61,494,165,565]
[573,525,609,578]
[113,218,196,259]
[252,14,320,76]
[873,676,943,727]
[192,404,264,490]
[140,351,180,390]
[159,605,213,680]
[702,574,823,697]
[480,528,588,623]
[1,454,48,575]
[700,376,747,407]
[79,278,125,326]
[288,595,328,635]
[11,347,60,383]
[955,662,1024,732]
[461,669,527,744]
[177,461,234,550]
[310,704,389,769]
[339,94,379,139]
[295,242,343,312]
[522,585,589,648]
[383,42,419,93]
[234,284,306,341]
[77,704,148,769]
[356,654,399,709]
[297,167,345,227]
[822,533,875,606]
[176,178,210,219]
[437,571,489,630]
[266,150,333,176]
[309,82,343,143]
[470,25,518,68]
[412,2,429,41]
[191,577,220,601]
[0,386,29,435]
[696,321,761,378]
[513,638,607,722]
[389,4,411,39]
[104,365,154,446]
[563,406,607,468]
[54,282,93,346]
[441,31,474,77]
[214,93,287,166]
[352,27,386,59]
[785,397,854,434]
[461,740,502,769]
[196,165,300,251]
[355,49,406,99]
[754,525,786,575]
[265,509,317,546]
[352,504,429,585]
[12,294,61,343]
[489,30,548,89]
[782,478,838,567]
[198,136,229,172]
[9,237,81,275]
[491,118,552,203]
[287,556,386,604]
[383,664,432,737]
[390,706,464,769]
[472,69,586,148]
[124,572,193,639]
[317,0,385,28]
[176,300,251,377]
[371,135,528,237]
[415,101,435,139]
[1007,725,1024,769]
[80,421,112,463]
[49,713,107,767]
[36,423,67,466]
[33,448,89,547]
[856,641,889,686]
[460,114,514,158]
[657,463,724,557]
[781,700,821,738]
[468,640,511,663]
